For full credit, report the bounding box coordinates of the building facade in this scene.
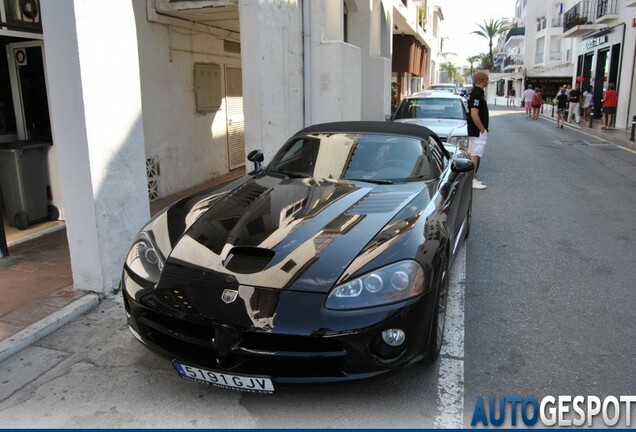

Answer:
[497,0,636,128]
[0,0,399,293]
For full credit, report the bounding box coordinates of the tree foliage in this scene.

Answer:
[471,19,508,71]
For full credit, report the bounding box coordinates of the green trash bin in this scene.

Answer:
[0,141,50,230]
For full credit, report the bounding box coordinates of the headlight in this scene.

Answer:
[124,233,164,284]
[325,261,425,310]
[448,135,469,150]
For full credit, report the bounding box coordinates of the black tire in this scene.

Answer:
[423,253,450,364]
[14,212,30,230]
[47,204,60,221]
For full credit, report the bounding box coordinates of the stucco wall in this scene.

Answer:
[41,0,150,293]
[133,1,241,198]
[239,0,304,162]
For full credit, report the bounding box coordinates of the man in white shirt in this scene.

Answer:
[522,85,535,118]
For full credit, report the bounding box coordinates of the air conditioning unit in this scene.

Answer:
[9,0,41,25]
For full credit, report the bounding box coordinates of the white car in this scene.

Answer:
[427,83,458,94]
[391,91,469,150]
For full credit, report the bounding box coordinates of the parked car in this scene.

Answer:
[427,83,457,94]
[391,91,470,150]
[121,121,474,393]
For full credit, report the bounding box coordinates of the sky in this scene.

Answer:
[437,0,516,67]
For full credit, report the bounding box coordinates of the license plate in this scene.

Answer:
[172,361,275,394]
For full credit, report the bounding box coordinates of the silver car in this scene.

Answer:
[391,91,469,150]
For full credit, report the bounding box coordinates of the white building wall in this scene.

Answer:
[133,1,241,197]
[348,0,392,120]
[41,0,150,294]
[307,1,362,125]
[239,0,304,161]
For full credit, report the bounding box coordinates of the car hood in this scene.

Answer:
[163,175,429,293]
[394,118,466,139]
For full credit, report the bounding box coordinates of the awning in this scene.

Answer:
[392,35,427,77]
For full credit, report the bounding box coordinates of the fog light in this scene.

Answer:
[381,329,406,347]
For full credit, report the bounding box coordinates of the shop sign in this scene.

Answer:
[585,35,608,50]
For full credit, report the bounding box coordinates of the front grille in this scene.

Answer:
[136,309,348,378]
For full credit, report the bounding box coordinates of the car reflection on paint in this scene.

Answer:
[121,121,474,393]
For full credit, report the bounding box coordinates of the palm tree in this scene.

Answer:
[466,55,480,79]
[440,61,458,82]
[471,19,508,71]
[439,37,456,60]
[477,53,490,71]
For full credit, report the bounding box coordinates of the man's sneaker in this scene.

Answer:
[472,179,487,190]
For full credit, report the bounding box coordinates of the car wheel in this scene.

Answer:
[423,253,449,364]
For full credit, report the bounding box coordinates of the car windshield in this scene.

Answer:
[393,97,466,120]
[266,132,435,183]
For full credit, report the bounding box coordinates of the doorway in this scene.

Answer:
[0,40,63,254]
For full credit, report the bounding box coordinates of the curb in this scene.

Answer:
[0,293,100,363]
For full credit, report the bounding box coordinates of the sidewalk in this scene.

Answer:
[504,100,636,149]
[0,168,245,363]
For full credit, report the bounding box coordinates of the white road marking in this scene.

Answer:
[618,145,636,155]
[435,245,466,428]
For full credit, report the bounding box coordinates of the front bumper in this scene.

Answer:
[122,270,437,384]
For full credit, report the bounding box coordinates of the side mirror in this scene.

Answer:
[247,149,265,173]
[451,158,475,173]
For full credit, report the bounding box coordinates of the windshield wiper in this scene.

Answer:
[266,169,311,179]
[345,178,394,185]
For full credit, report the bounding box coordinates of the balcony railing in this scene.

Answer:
[596,0,617,19]
[563,1,596,32]
[563,0,617,32]
[549,51,562,61]
[503,55,523,68]
[535,53,544,64]
[505,27,525,43]
[551,17,562,27]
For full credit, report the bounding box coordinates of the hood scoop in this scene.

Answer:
[223,246,275,274]
[223,181,269,208]
[346,191,416,215]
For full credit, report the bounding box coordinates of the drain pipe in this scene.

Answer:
[302,0,312,127]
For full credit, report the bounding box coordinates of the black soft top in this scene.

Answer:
[297,121,435,141]
[296,121,449,159]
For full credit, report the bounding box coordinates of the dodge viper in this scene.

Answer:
[121,121,474,393]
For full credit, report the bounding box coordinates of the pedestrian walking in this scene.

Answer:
[601,83,618,130]
[582,85,593,125]
[555,88,568,128]
[531,88,542,120]
[522,85,535,118]
[568,83,582,124]
[507,87,516,107]
[467,70,490,190]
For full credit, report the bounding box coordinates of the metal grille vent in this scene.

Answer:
[346,192,414,215]
[224,40,241,54]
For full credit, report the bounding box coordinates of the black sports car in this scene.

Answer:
[122,121,474,393]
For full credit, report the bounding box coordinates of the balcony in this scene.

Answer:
[505,27,525,47]
[595,0,618,23]
[563,1,604,38]
[503,55,523,70]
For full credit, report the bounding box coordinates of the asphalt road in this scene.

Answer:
[0,106,634,428]
[464,107,636,427]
